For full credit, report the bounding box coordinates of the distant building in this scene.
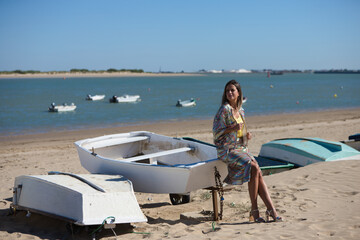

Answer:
[231,69,252,73]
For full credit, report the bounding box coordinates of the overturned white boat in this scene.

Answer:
[48,102,76,112]
[11,172,147,226]
[74,131,228,194]
[176,98,196,107]
[86,94,105,101]
[109,95,140,103]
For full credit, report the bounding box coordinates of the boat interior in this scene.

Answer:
[85,134,209,166]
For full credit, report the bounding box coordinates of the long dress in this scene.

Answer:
[213,103,255,185]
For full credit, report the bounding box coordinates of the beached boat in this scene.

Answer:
[86,94,105,101]
[74,131,228,194]
[109,95,140,103]
[11,172,147,226]
[176,98,196,107]
[182,137,294,176]
[48,102,76,112]
[259,137,360,167]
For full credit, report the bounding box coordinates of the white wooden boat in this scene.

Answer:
[86,94,105,101]
[48,102,76,112]
[74,131,228,194]
[259,137,360,167]
[176,98,196,107]
[109,95,140,103]
[11,172,147,226]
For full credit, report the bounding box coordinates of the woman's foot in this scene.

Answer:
[249,209,265,223]
[265,209,283,222]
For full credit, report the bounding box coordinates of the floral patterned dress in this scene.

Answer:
[213,103,254,185]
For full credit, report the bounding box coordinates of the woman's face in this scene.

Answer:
[225,84,239,103]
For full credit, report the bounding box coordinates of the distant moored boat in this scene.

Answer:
[48,102,76,112]
[86,94,105,101]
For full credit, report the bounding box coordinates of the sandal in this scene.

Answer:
[249,209,265,223]
[265,209,283,222]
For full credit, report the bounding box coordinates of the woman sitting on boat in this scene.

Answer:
[213,79,282,223]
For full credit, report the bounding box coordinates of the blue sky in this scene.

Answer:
[1,0,359,72]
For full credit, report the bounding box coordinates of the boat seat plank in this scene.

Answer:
[121,147,193,162]
[88,136,149,149]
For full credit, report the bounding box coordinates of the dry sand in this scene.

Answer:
[1,108,360,239]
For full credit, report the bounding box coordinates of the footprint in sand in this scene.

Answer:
[0,201,7,207]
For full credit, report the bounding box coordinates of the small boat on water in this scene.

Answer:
[74,131,228,194]
[176,98,196,107]
[109,95,141,103]
[259,137,360,167]
[86,94,105,101]
[48,102,76,112]
[11,172,147,226]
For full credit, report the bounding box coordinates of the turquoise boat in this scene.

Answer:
[183,137,295,175]
[259,137,360,167]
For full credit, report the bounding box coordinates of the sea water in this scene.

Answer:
[0,73,359,135]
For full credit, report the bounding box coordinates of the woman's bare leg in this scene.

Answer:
[248,161,260,218]
[255,162,280,218]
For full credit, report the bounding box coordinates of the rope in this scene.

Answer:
[214,166,224,220]
[90,216,116,236]
[212,221,216,231]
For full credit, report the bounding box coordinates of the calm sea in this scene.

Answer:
[0,73,359,136]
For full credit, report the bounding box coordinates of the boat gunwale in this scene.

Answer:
[74,131,219,169]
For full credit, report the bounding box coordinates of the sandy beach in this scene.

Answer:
[1,108,360,239]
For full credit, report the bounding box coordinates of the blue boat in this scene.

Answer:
[259,137,360,167]
[183,137,295,175]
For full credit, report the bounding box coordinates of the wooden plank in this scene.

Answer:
[121,147,193,162]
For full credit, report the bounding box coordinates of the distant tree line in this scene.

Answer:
[0,68,145,74]
[0,70,42,74]
[69,68,144,73]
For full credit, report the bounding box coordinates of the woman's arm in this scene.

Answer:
[213,105,243,140]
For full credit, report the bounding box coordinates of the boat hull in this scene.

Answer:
[49,105,76,112]
[74,131,228,194]
[176,99,196,107]
[259,137,360,167]
[86,95,105,101]
[110,95,140,103]
[12,173,147,225]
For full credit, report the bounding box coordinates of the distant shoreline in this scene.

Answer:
[2,70,360,79]
[0,72,201,79]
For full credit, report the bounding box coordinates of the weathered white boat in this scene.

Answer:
[86,94,105,101]
[11,172,147,226]
[109,95,140,103]
[259,137,360,167]
[48,102,76,112]
[74,131,228,194]
[176,98,196,107]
